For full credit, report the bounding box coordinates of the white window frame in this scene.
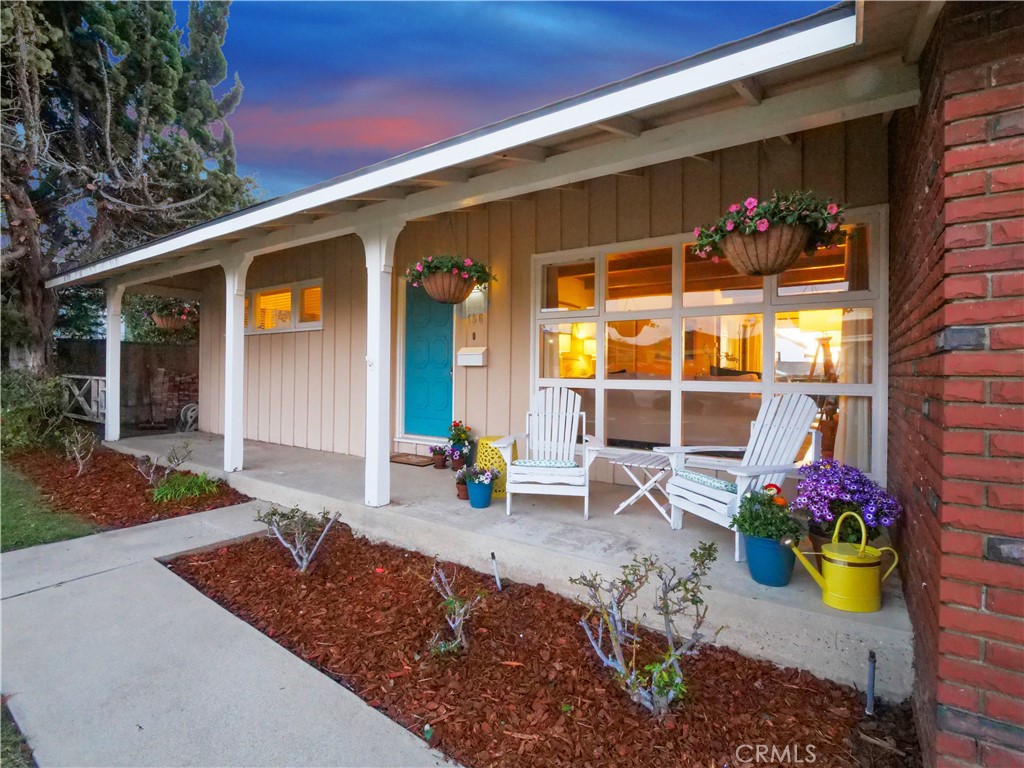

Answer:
[245,279,323,335]
[530,205,889,482]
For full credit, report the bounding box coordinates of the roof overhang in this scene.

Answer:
[47,1,927,290]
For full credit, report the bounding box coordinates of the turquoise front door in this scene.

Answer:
[404,285,453,437]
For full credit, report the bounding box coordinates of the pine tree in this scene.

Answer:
[1,0,255,372]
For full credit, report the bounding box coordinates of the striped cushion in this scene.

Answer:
[512,459,579,469]
[673,468,737,494]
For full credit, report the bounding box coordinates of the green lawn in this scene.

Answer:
[1,463,95,552]
[1,703,34,768]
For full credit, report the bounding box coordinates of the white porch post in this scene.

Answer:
[357,222,404,507]
[222,254,254,472]
[104,283,125,441]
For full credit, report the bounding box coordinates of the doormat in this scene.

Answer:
[390,453,434,467]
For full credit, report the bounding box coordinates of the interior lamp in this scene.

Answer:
[798,309,844,381]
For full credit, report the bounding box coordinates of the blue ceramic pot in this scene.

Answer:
[744,534,796,587]
[467,480,493,509]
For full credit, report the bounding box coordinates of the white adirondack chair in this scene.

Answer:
[494,387,604,519]
[654,393,820,562]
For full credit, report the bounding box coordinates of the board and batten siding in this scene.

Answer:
[198,236,368,454]
[199,117,887,456]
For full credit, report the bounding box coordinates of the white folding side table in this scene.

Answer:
[605,450,673,524]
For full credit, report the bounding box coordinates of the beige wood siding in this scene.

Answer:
[200,117,887,456]
[198,236,368,454]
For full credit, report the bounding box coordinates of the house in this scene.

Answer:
[47,2,1023,765]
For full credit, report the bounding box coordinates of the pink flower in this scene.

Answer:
[693,227,701,237]
[415,262,423,271]
[756,218,770,232]
[725,220,735,231]
[711,255,721,264]
[463,258,472,267]
[451,268,459,274]
[826,203,839,215]
[426,256,433,262]
[461,271,470,278]
[412,282,419,287]
[826,222,838,232]
[729,203,741,213]
[744,197,758,210]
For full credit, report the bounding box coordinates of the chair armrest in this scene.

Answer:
[491,434,523,450]
[582,435,605,450]
[683,456,743,472]
[726,463,803,477]
[653,445,746,455]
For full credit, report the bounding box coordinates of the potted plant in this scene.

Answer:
[446,420,473,470]
[692,191,845,276]
[729,484,804,587]
[428,445,447,469]
[146,299,198,330]
[455,473,469,501]
[457,464,502,509]
[404,255,496,304]
[790,459,903,550]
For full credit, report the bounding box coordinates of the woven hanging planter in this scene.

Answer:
[153,314,187,330]
[719,223,812,277]
[422,271,476,304]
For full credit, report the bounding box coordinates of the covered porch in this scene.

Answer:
[108,431,914,702]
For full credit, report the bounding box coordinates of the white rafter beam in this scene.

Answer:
[493,145,548,163]
[732,77,765,106]
[595,115,644,138]
[411,168,471,185]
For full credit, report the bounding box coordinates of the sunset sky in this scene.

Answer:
[202,1,834,198]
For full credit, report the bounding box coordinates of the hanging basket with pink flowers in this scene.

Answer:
[692,191,846,277]
[404,254,496,305]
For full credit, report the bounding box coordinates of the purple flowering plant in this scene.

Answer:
[455,464,502,485]
[790,459,902,543]
[428,445,446,456]
[692,191,845,263]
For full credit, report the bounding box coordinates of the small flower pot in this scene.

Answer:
[422,271,476,304]
[467,480,493,509]
[432,454,447,469]
[743,534,797,587]
[451,456,466,471]
[456,483,469,500]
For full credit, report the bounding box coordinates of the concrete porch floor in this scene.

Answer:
[110,431,914,700]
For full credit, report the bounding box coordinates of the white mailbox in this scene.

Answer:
[456,346,488,367]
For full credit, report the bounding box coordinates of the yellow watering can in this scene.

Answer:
[783,511,898,613]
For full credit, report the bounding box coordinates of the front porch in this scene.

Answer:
[110,432,913,701]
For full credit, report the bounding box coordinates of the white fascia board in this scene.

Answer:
[48,13,856,289]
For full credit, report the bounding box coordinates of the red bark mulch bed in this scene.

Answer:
[169,525,919,768]
[7,447,250,528]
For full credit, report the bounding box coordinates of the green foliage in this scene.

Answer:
[151,472,220,503]
[56,287,106,340]
[643,654,688,702]
[0,371,69,451]
[1,463,95,552]
[2,703,34,768]
[730,491,804,541]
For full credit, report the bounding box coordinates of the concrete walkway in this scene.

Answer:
[1,504,450,767]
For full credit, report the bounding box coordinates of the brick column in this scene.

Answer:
[889,3,1023,766]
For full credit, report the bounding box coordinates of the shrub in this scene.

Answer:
[570,543,719,716]
[61,425,97,477]
[429,562,482,655]
[255,505,339,573]
[151,472,220,503]
[133,442,192,486]
[0,371,69,451]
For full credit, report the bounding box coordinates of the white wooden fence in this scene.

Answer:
[62,375,106,423]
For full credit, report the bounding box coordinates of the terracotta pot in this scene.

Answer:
[456,483,469,500]
[153,314,188,330]
[432,454,447,469]
[451,456,466,471]
[719,223,812,276]
[808,528,830,571]
[422,271,476,304]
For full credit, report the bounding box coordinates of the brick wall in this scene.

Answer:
[888,3,1024,766]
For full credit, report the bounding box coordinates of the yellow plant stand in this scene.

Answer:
[475,436,517,498]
